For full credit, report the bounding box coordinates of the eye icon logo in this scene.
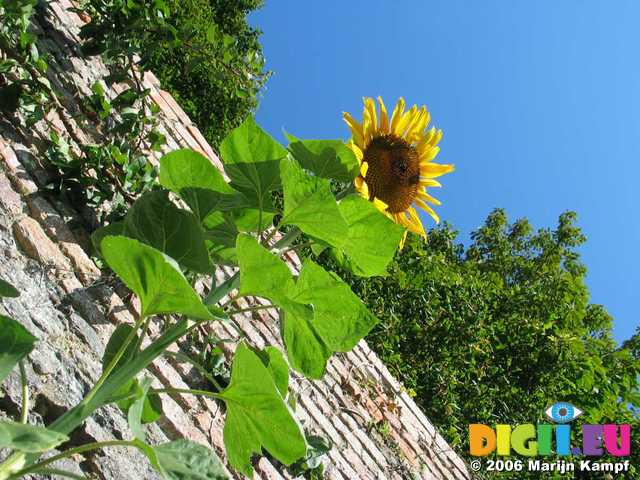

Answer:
[544,402,583,423]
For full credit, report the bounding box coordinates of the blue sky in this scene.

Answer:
[249,1,640,343]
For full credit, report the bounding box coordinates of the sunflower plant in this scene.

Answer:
[0,103,452,479]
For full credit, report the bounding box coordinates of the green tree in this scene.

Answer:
[320,209,639,478]
[80,0,269,149]
[144,0,269,148]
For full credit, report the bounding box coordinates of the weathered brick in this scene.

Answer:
[12,217,71,270]
[0,171,23,215]
[27,195,101,285]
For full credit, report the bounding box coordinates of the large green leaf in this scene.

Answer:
[236,234,294,304]
[258,346,289,398]
[0,315,36,384]
[100,236,213,320]
[0,422,68,453]
[279,157,348,245]
[219,117,286,212]
[232,208,276,233]
[333,194,404,277]
[286,134,359,182]
[292,260,378,351]
[218,343,306,476]
[125,190,211,274]
[91,221,124,258]
[235,237,377,379]
[0,278,19,298]
[202,209,277,266]
[146,439,228,480]
[159,149,243,221]
[203,211,239,265]
[279,299,331,380]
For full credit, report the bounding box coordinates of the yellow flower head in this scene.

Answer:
[343,97,454,245]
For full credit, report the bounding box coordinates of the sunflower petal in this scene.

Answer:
[373,197,388,212]
[419,146,441,163]
[406,207,427,236]
[414,200,440,224]
[417,127,436,155]
[390,97,406,134]
[347,139,363,161]
[395,105,418,137]
[420,162,454,178]
[343,112,365,148]
[398,230,408,249]
[407,107,431,144]
[419,178,442,188]
[377,96,389,133]
[431,128,443,146]
[357,178,370,199]
[417,190,442,206]
[365,97,378,132]
[360,161,369,177]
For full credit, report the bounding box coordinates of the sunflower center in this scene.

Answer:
[362,134,420,214]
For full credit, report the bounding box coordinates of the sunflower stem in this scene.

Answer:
[19,361,28,424]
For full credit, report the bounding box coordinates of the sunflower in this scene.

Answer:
[343,97,454,246]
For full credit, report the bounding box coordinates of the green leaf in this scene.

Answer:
[124,190,211,273]
[0,421,68,453]
[333,194,404,277]
[147,439,228,480]
[0,277,19,298]
[279,300,331,380]
[235,236,377,379]
[112,88,139,109]
[286,134,359,182]
[219,343,306,476]
[159,149,242,221]
[203,211,238,265]
[0,315,36,384]
[202,209,276,266]
[219,117,286,212]
[279,157,348,245]
[258,346,289,398]
[128,376,154,441]
[292,260,378,351]
[114,378,163,425]
[91,222,125,258]
[100,236,213,320]
[232,208,276,232]
[236,234,294,304]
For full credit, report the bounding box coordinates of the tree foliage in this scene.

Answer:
[78,0,268,150]
[144,0,269,148]
[320,209,640,477]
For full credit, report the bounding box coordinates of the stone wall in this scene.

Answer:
[0,1,472,479]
